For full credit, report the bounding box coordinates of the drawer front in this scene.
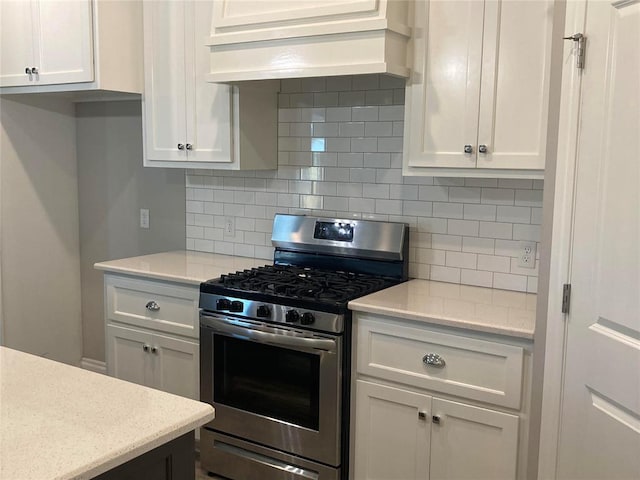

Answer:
[106,275,199,338]
[356,314,524,409]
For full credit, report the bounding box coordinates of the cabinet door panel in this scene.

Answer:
[107,324,151,387]
[184,1,233,164]
[430,397,518,480]
[0,0,35,87]
[476,0,553,170]
[353,380,430,480]
[34,0,93,85]
[151,332,199,400]
[142,0,187,162]
[405,0,483,169]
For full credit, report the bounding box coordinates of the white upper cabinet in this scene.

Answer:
[207,0,411,82]
[0,0,93,88]
[142,0,278,169]
[0,0,142,96]
[404,0,558,178]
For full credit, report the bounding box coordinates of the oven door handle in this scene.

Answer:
[203,317,338,353]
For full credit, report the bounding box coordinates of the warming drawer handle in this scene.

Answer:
[423,353,446,368]
[201,315,337,353]
[145,300,160,312]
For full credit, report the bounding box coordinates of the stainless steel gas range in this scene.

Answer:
[199,214,409,480]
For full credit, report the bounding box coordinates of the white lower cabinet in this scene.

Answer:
[107,323,199,401]
[104,274,200,402]
[352,313,530,480]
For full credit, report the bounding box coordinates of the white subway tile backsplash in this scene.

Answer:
[431,265,461,284]
[185,75,543,293]
[446,251,477,269]
[479,221,513,240]
[463,204,497,221]
[433,202,463,219]
[496,206,531,224]
[461,269,493,288]
[447,219,480,237]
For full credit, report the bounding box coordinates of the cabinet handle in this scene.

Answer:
[423,353,446,368]
[177,143,185,150]
[185,143,193,150]
[145,300,160,312]
[464,144,473,154]
[143,344,150,352]
[418,411,428,421]
[151,346,158,354]
[25,67,32,75]
[478,144,488,154]
[31,67,38,75]
[432,415,441,425]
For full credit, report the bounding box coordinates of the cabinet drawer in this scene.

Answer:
[105,275,199,338]
[356,315,524,409]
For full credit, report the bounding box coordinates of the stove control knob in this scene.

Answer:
[301,312,315,325]
[216,298,231,310]
[256,305,271,318]
[230,301,244,313]
[285,310,300,323]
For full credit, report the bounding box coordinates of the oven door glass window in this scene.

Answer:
[213,335,320,430]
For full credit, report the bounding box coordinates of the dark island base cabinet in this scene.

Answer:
[92,432,195,480]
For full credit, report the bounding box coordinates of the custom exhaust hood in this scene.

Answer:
[206,0,412,82]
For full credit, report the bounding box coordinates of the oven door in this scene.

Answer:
[200,313,342,467]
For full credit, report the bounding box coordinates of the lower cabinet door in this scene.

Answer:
[151,331,199,400]
[353,380,431,480]
[429,397,519,480]
[106,324,152,387]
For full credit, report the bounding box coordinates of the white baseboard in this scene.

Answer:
[81,357,107,374]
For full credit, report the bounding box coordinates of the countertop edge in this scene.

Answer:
[93,262,203,286]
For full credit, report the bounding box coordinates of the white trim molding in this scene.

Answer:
[80,357,107,375]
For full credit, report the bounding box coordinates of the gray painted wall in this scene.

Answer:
[0,95,83,365]
[76,100,185,362]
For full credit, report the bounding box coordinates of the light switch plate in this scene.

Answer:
[140,209,150,229]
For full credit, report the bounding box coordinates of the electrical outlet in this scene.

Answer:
[140,209,150,229]
[224,216,235,237]
[518,241,537,268]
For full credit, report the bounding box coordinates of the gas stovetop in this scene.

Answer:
[200,264,401,312]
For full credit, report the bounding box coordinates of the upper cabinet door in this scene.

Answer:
[142,0,188,162]
[184,0,233,164]
[0,1,36,87]
[405,0,484,169]
[476,0,554,170]
[34,0,94,85]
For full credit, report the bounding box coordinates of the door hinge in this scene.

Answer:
[562,284,572,314]
[563,33,586,70]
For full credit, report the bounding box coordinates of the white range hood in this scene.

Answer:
[206,0,412,82]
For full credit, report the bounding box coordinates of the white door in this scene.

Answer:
[353,380,431,480]
[184,0,233,164]
[142,0,188,162]
[555,1,640,478]
[151,331,199,400]
[33,0,93,85]
[106,324,151,387]
[0,0,35,87]
[475,0,553,170]
[404,0,483,169]
[430,398,518,480]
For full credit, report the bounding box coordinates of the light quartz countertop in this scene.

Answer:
[349,279,536,339]
[0,347,215,480]
[94,250,268,285]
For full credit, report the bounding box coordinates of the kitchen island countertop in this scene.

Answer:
[94,250,268,285]
[0,346,214,480]
[349,279,536,339]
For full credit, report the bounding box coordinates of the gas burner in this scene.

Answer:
[209,264,399,309]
